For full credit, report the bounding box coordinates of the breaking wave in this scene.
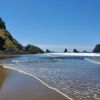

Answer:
[85,58,100,65]
[2,64,72,100]
[0,54,100,100]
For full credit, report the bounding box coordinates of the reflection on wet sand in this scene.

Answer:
[0,65,8,89]
[0,65,68,100]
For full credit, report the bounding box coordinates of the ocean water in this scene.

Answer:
[0,53,100,100]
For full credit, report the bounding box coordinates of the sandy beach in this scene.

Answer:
[0,66,68,100]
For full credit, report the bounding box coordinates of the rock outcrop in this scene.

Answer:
[24,44,44,54]
[73,49,79,53]
[93,44,100,53]
[64,48,67,52]
[0,18,6,30]
[0,18,44,54]
[0,18,23,51]
[46,49,51,53]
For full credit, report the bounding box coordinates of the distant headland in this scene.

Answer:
[0,18,44,55]
[0,18,100,55]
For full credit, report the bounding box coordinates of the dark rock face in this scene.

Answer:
[64,48,67,52]
[0,18,23,51]
[24,44,44,54]
[46,49,51,53]
[0,18,44,54]
[93,44,100,53]
[73,49,79,53]
[0,18,6,30]
[0,29,23,51]
[83,50,87,53]
[0,37,5,50]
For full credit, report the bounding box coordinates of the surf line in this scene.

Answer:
[85,58,100,65]
[3,65,73,100]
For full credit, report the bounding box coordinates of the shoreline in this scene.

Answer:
[2,65,72,100]
[0,65,70,100]
[44,53,100,57]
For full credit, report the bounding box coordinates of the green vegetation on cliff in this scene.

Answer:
[0,29,23,51]
[0,18,44,54]
[24,44,44,54]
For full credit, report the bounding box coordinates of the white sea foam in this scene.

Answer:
[12,60,22,63]
[85,58,100,65]
[2,65,73,100]
[45,53,100,57]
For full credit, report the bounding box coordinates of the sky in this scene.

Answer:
[0,0,100,52]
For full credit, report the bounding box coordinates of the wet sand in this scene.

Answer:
[0,66,68,100]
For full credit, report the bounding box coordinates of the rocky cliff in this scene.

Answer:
[0,18,44,54]
[24,44,44,54]
[93,44,100,53]
[0,18,23,51]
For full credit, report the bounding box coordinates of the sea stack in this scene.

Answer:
[93,44,100,53]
